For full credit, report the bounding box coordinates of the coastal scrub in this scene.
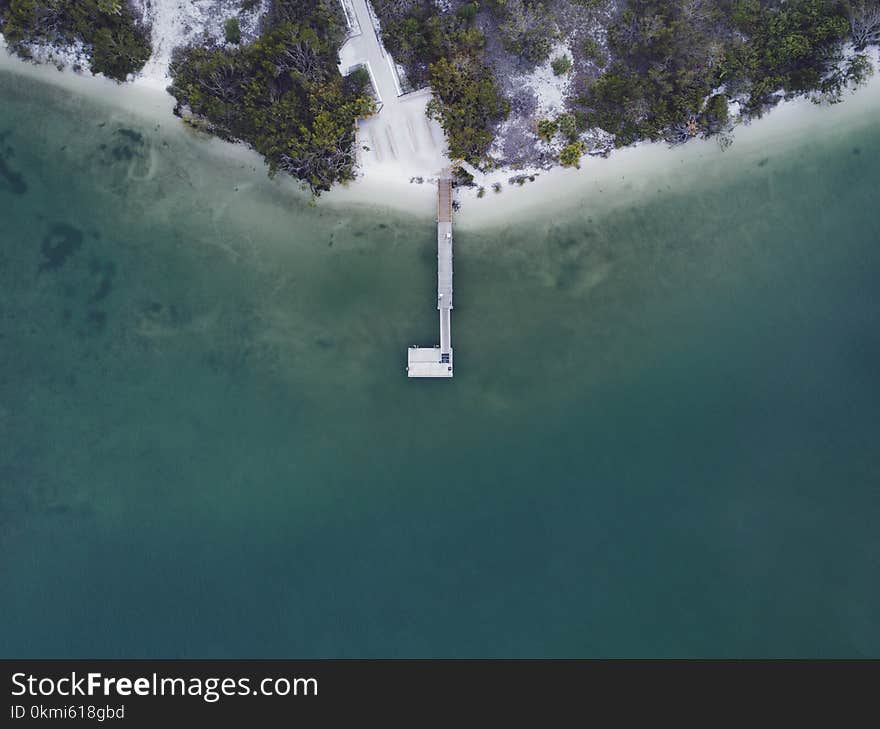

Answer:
[168,1,376,195]
[0,0,151,81]
[582,0,871,147]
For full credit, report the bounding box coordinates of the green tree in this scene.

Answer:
[427,55,509,164]
[224,17,241,44]
[559,141,585,167]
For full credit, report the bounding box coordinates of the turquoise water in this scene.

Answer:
[1,69,878,657]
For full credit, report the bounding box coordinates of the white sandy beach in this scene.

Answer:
[445,46,880,226]
[331,44,880,227]
[2,27,879,228]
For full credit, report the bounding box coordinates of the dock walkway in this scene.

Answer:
[407,177,454,378]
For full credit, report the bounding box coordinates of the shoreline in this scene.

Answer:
[2,39,879,228]
[0,36,177,120]
[451,46,880,229]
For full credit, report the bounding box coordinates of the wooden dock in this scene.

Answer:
[438,177,452,223]
[407,176,454,378]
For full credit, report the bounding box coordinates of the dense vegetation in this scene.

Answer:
[583,0,874,146]
[374,0,509,164]
[5,0,876,182]
[169,0,376,195]
[722,0,870,108]
[427,55,510,164]
[493,0,557,64]
[0,0,151,81]
[381,0,877,166]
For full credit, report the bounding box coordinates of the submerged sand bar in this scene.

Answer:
[408,176,454,378]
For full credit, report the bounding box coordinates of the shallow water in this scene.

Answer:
[1,70,878,657]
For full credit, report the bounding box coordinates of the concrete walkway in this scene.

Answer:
[338,0,449,178]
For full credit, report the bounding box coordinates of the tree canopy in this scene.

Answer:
[169,1,376,195]
[582,0,865,146]
[427,55,510,164]
[0,0,151,80]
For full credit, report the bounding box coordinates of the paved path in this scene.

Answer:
[341,0,401,103]
[338,0,448,176]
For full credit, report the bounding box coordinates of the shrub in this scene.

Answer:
[581,38,606,65]
[559,141,585,167]
[536,118,558,140]
[556,112,577,141]
[346,65,372,92]
[551,54,572,76]
[224,17,242,44]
